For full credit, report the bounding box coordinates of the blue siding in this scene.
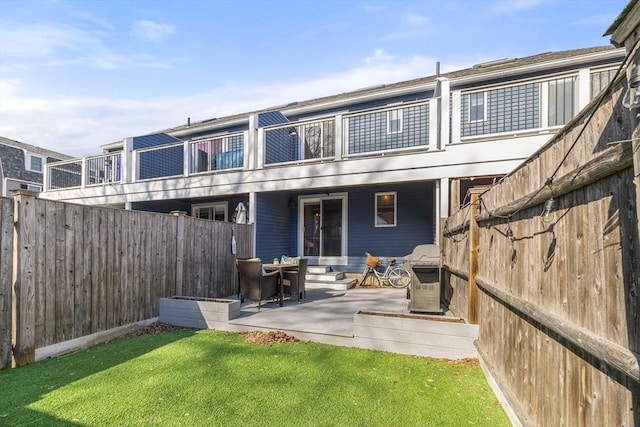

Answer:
[132,133,180,150]
[258,111,289,127]
[253,183,435,272]
[345,182,435,271]
[255,193,293,262]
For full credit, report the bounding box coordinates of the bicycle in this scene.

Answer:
[361,252,411,288]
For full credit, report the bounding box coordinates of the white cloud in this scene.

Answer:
[0,52,445,158]
[364,49,394,64]
[491,0,550,13]
[406,13,429,26]
[130,20,176,42]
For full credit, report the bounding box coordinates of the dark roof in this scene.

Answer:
[604,0,640,46]
[0,136,72,182]
[159,46,621,136]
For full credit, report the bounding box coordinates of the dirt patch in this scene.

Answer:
[241,330,298,344]
[128,322,177,337]
[446,358,479,366]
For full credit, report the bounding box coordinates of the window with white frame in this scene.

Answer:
[20,183,42,192]
[375,192,396,227]
[193,202,228,222]
[387,109,403,134]
[548,76,576,127]
[25,153,45,173]
[469,91,486,122]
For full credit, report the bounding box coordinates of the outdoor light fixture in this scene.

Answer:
[624,62,640,109]
[289,128,298,136]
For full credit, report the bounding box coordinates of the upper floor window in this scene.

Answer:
[25,153,45,173]
[548,77,576,127]
[469,92,486,122]
[375,192,396,227]
[387,109,403,134]
[193,202,227,222]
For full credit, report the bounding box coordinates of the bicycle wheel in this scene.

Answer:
[388,267,411,288]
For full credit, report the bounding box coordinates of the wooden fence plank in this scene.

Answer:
[12,193,37,366]
[0,198,14,370]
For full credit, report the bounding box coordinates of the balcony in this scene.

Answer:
[45,100,433,191]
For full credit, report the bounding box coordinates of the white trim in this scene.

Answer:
[192,201,228,221]
[451,91,462,143]
[468,91,487,123]
[386,109,403,134]
[297,193,348,263]
[24,152,45,173]
[374,191,397,227]
[578,68,591,111]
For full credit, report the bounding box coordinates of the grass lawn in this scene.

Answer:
[0,328,509,426]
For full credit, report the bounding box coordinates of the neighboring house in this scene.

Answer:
[0,136,72,197]
[42,46,625,271]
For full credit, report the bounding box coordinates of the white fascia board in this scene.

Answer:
[43,133,551,206]
[451,48,625,89]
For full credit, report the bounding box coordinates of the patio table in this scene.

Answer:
[263,263,299,307]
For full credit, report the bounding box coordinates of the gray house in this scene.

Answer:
[0,136,72,197]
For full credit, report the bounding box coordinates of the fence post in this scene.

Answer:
[171,211,187,296]
[11,191,37,367]
[468,190,481,325]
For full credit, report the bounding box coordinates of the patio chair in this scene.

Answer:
[283,257,308,302]
[237,259,280,310]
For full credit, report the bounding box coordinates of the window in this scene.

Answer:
[25,153,45,173]
[548,77,576,127]
[375,192,396,227]
[19,183,42,192]
[387,109,403,134]
[193,202,228,222]
[469,92,485,122]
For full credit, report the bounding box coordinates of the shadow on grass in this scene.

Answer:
[0,328,196,426]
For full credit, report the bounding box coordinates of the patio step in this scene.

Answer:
[306,278,356,291]
[306,271,345,282]
[307,265,332,274]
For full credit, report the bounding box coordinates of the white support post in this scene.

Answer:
[248,192,257,257]
[42,163,49,191]
[438,78,451,149]
[540,81,549,129]
[183,139,190,177]
[122,137,134,183]
[255,128,264,170]
[334,114,343,160]
[578,68,591,112]
[428,99,438,149]
[451,91,461,143]
[81,157,88,188]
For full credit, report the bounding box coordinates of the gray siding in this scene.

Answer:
[461,82,540,137]
[348,104,429,154]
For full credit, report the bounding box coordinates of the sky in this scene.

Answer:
[0,0,630,157]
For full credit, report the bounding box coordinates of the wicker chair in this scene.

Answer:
[283,258,308,302]
[237,259,280,310]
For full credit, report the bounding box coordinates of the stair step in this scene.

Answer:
[307,265,331,274]
[306,278,356,291]
[306,272,345,282]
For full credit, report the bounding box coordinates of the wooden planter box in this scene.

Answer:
[159,296,241,329]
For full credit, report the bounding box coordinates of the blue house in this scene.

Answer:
[42,46,624,275]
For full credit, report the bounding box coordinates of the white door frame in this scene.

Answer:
[297,192,348,265]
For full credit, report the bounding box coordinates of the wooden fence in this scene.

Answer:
[443,75,639,424]
[0,197,13,370]
[2,193,253,369]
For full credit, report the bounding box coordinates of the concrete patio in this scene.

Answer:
[164,287,480,360]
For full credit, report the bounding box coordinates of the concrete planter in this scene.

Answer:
[159,296,241,329]
[353,310,479,359]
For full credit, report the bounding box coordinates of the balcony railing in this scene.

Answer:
[47,152,122,189]
[189,134,244,174]
[136,142,184,180]
[264,118,335,165]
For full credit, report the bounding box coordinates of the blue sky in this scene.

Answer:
[0,0,629,157]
